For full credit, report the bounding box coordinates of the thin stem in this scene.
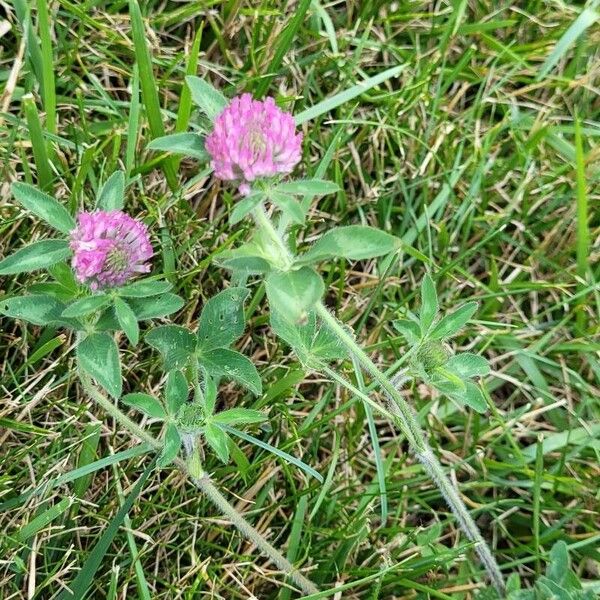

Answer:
[253,204,294,269]
[321,364,398,425]
[80,370,159,449]
[189,360,205,406]
[77,371,318,594]
[316,303,424,450]
[315,303,505,594]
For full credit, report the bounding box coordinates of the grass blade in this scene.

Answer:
[0,443,152,512]
[17,496,73,542]
[35,0,57,139]
[128,0,177,190]
[310,0,338,54]
[294,65,405,125]
[278,495,309,600]
[112,461,152,600]
[126,64,140,177]
[175,25,203,133]
[521,424,600,462]
[223,425,323,483]
[574,114,590,333]
[12,0,44,94]
[255,0,312,97]
[23,93,53,189]
[538,7,599,80]
[308,432,340,521]
[73,425,102,499]
[533,435,544,575]
[57,458,155,599]
[352,358,388,525]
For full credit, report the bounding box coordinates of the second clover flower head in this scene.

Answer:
[205,93,303,195]
[70,210,153,291]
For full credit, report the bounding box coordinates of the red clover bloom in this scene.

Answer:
[70,211,153,290]
[205,93,303,195]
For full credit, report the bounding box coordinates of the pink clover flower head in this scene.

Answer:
[70,210,153,291]
[205,93,303,195]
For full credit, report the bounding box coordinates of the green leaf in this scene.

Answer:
[165,370,188,415]
[270,308,313,361]
[118,279,173,298]
[212,408,266,426]
[546,541,571,585]
[298,226,400,264]
[204,375,218,416]
[196,287,249,351]
[96,171,125,211]
[146,325,196,370]
[0,239,71,275]
[506,573,522,594]
[265,267,324,324]
[77,332,122,398]
[420,274,438,331]
[446,353,490,378]
[157,423,182,468]
[430,302,478,340]
[217,254,271,275]
[229,192,264,225]
[129,293,184,319]
[0,294,66,326]
[147,132,208,161]
[203,348,262,396]
[393,318,422,344]
[49,262,79,293]
[204,423,230,463]
[311,322,347,361]
[28,282,75,303]
[114,297,139,346]
[458,381,487,413]
[185,76,228,120]
[94,307,120,332]
[536,579,571,600]
[12,182,75,234]
[436,367,466,392]
[269,191,305,224]
[215,242,271,275]
[121,393,166,419]
[62,295,111,318]
[275,179,339,196]
[271,309,345,365]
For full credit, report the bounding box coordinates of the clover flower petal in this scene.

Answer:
[70,210,153,290]
[205,93,303,194]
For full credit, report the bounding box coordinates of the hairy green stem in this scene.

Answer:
[77,370,318,594]
[252,204,504,591]
[253,204,294,267]
[254,205,505,596]
[316,304,425,449]
[315,303,505,593]
[190,473,318,593]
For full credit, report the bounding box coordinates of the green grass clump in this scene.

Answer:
[1,1,599,598]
